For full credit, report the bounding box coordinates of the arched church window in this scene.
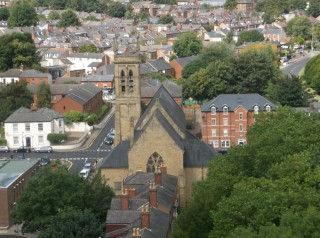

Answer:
[128,70,134,92]
[146,152,164,173]
[121,70,125,92]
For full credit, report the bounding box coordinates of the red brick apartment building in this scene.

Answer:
[0,158,40,230]
[201,94,276,150]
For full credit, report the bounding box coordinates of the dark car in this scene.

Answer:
[104,136,114,145]
[40,156,50,166]
[35,146,53,153]
[14,146,31,153]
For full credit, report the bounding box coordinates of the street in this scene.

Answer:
[0,115,115,174]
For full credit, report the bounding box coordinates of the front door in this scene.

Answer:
[25,137,31,147]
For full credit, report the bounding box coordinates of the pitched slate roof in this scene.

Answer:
[81,75,113,82]
[0,69,22,77]
[27,84,80,95]
[66,84,102,105]
[20,70,50,78]
[145,58,173,71]
[5,107,62,123]
[201,93,277,112]
[174,55,198,67]
[100,141,130,168]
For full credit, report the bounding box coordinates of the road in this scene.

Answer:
[0,114,115,175]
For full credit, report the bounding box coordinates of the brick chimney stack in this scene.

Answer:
[132,228,141,238]
[154,166,162,185]
[149,182,157,208]
[121,188,129,210]
[128,188,136,198]
[141,205,150,229]
[160,163,167,174]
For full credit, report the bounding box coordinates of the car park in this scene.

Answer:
[35,146,53,153]
[0,146,10,152]
[40,156,50,166]
[79,169,89,179]
[83,163,92,173]
[14,146,31,153]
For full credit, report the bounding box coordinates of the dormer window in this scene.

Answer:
[211,106,216,115]
[254,105,259,114]
[223,106,228,115]
[266,105,271,112]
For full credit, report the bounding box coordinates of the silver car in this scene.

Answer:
[0,146,10,153]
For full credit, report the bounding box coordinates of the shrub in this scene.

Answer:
[47,133,68,143]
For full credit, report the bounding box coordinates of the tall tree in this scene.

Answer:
[78,43,98,53]
[57,9,80,28]
[158,14,174,24]
[303,54,320,93]
[36,82,51,108]
[8,0,38,27]
[306,0,320,17]
[107,2,127,18]
[0,7,9,21]
[170,107,320,238]
[224,0,237,11]
[0,81,33,122]
[173,32,203,58]
[12,165,114,233]
[286,16,312,40]
[48,10,60,20]
[237,29,264,45]
[0,32,40,71]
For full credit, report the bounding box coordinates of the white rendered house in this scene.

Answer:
[4,107,64,150]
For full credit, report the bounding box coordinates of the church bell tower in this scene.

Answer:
[113,48,141,146]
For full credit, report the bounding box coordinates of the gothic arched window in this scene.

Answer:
[121,70,125,92]
[146,152,164,173]
[128,70,134,92]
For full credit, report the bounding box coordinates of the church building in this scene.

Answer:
[100,50,215,206]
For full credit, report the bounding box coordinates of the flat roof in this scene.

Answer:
[0,158,39,189]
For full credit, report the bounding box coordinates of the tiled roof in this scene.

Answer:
[174,55,198,67]
[65,84,102,105]
[5,107,62,123]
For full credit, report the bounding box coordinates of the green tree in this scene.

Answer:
[107,2,127,18]
[306,0,320,17]
[38,208,104,238]
[64,110,85,123]
[0,32,40,71]
[48,10,60,20]
[237,29,264,45]
[303,54,320,93]
[0,7,9,21]
[286,16,312,40]
[224,0,237,10]
[173,32,203,58]
[171,107,320,238]
[8,0,38,27]
[0,81,33,122]
[78,43,98,53]
[12,165,114,233]
[36,82,51,108]
[152,0,177,4]
[158,14,174,24]
[37,14,47,21]
[57,9,80,28]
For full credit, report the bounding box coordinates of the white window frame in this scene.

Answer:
[223,128,228,136]
[239,124,243,131]
[210,140,219,148]
[38,135,44,144]
[211,106,216,115]
[25,123,30,132]
[223,106,228,115]
[211,118,216,126]
[223,118,228,126]
[266,105,271,112]
[13,124,18,133]
[13,137,19,145]
[221,140,230,148]
[254,105,259,114]
[211,129,216,137]
[38,123,43,132]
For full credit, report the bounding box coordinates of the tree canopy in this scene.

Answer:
[172,32,203,58]
[0,32,40,71]
[224,0,237,11]
[36,82,51,108]
[285,16,312,40]
[158,14,174,24]
[303,54,320,93]
[170,107,320,238]
[48,10,60,20]
[107,2,127,18]
[306,0,320,17]
[0,81,33,122]
[8,0,38,27]
[12,165,114,234]
[78,43,98,53]
[237,29,265,45]
[57,9,81,28]
[0,7,9,21]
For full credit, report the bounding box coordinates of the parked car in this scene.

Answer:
[35,146,53,153]
[0,146,10,153]
[40,156,50,166]
[14,146,31,153]
[79,169,89,179]
[104,136,114,145]
[83,163,92,173]
[108,128,115,139]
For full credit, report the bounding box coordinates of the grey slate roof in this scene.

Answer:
[100,141,130,168]
[141,80,182,99]
[201,94,277,112]
[5,107,63,123]
[174,55,198,67]
[28,84,82,95]
[145,58,173,71]
[0,69,22,77]
[66,84,102,105]
[81,75,113,82]
[110,198,148,210]
[20,70,50,78]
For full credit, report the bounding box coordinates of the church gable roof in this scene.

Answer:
[135,85,186,133]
